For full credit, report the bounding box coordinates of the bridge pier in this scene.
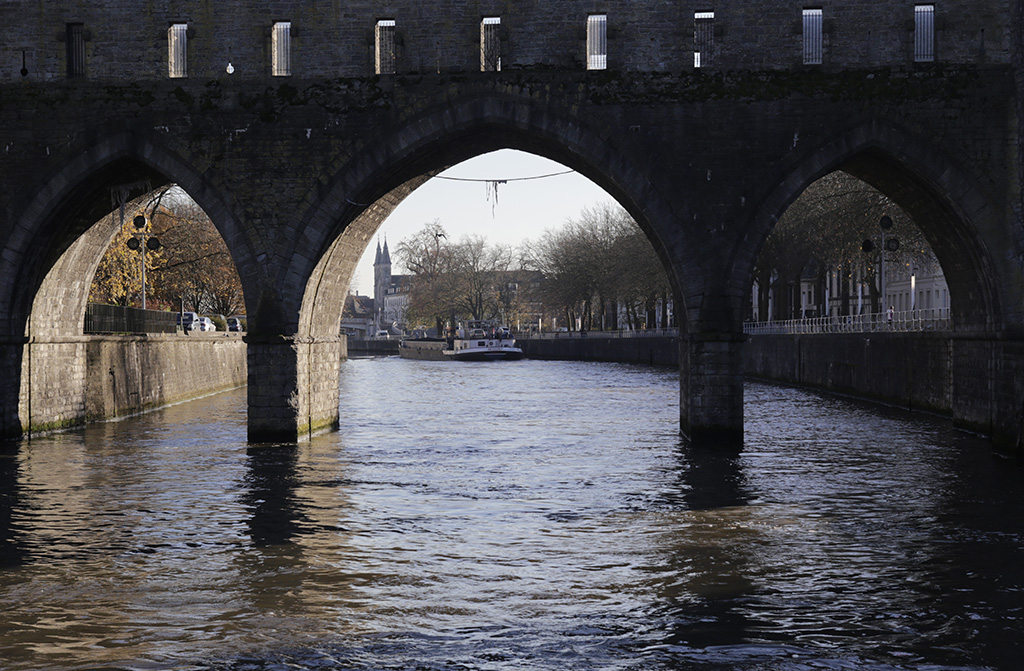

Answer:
[245,335,346,443]
[0,339,26,439]
[680,332,746,446]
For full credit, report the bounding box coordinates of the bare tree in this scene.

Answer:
[755,171,934,319]
[397,222,527,328]
[524,203,670,330]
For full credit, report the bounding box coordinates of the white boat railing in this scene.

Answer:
[743,307,952,335]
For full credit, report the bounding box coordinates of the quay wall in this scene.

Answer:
[744,333,952,414]
[86,333,247,422]
[16,333,246,435]
[347,340,400,355]
[517,336,679,367]
[745,333,1024,453]
[523,333,1023,453]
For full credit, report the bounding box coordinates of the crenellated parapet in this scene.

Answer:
[0,1,1012,82]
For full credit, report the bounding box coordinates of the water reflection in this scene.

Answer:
[676,444,750,511]
[0,361,1020,671]
[0,444,24,568]
[242,445,306,546]
[641,444,757,654]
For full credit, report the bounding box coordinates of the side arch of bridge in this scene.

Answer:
[0,129,257,436]
[731,119,1014,332]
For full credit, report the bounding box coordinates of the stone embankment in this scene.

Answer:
[17,333,246,436]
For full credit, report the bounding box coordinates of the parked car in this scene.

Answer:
[194,317,215,332]
[374,330,390,339]
[176,311,199,331]
[226,317,244,332]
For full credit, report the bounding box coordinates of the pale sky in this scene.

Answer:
[349,149,614,294]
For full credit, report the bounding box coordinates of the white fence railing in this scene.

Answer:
[525,327,679,340]
[518,310,952,339]
[744,308,952,335]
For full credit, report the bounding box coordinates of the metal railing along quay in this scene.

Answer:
[525,327,679,339]
[743,308,952,335]
[84,303,178,334]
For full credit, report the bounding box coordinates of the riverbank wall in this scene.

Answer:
[744,333,952,414]
[86,333,247,421]
[745,332,1024,452]
[18,333,246,435]
[517,335,679,366]
[347,339,400,355]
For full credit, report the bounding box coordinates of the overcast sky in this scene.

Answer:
[349,149,614,294]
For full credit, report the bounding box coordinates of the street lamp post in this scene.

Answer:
[125,214,161,311]
[861,215,899,316]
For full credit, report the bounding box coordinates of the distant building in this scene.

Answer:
[341,292,374,339]
[750,256,950,321]
[373,239,411,333]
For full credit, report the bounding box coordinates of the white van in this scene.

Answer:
[374,330,390,339]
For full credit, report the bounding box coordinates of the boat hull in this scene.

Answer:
[448,348,524,361]
[399,338,524,362]
[398,340,448,361]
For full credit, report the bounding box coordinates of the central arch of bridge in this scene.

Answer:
[252,93,746,444]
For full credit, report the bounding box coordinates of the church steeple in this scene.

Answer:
[373,237,393,332]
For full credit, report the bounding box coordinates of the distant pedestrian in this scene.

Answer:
[887,305,894,326]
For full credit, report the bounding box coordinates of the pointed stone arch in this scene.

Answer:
[0,130,255,437]
[246,92,725,443]
[731,119,1012,331]
[2,129,259,339]
[287,94,698,340]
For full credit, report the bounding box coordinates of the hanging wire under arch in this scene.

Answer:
[341,168,576,215]
[433,168,576,217]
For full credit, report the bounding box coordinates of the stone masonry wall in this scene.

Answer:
[245,335,345,442]
[745,333,1024,455]
[13,333,246,436]
[85,334,247,423]
[21,339,88,434]
[518,335,679,367]
[1,1,1011,83]
[746,333,953,413]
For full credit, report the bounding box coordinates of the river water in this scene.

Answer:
[0,357,1021,671]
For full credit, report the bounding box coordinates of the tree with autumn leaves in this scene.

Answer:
[89,213,165,307]
[89,187,245,317]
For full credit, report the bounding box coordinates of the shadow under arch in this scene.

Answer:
[0,130,256,437]
[732,120,1008,331]
[289,93,700,342]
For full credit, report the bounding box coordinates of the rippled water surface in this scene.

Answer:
[1,357,1021,670]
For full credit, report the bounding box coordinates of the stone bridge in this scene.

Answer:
[2,1,1023,448]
